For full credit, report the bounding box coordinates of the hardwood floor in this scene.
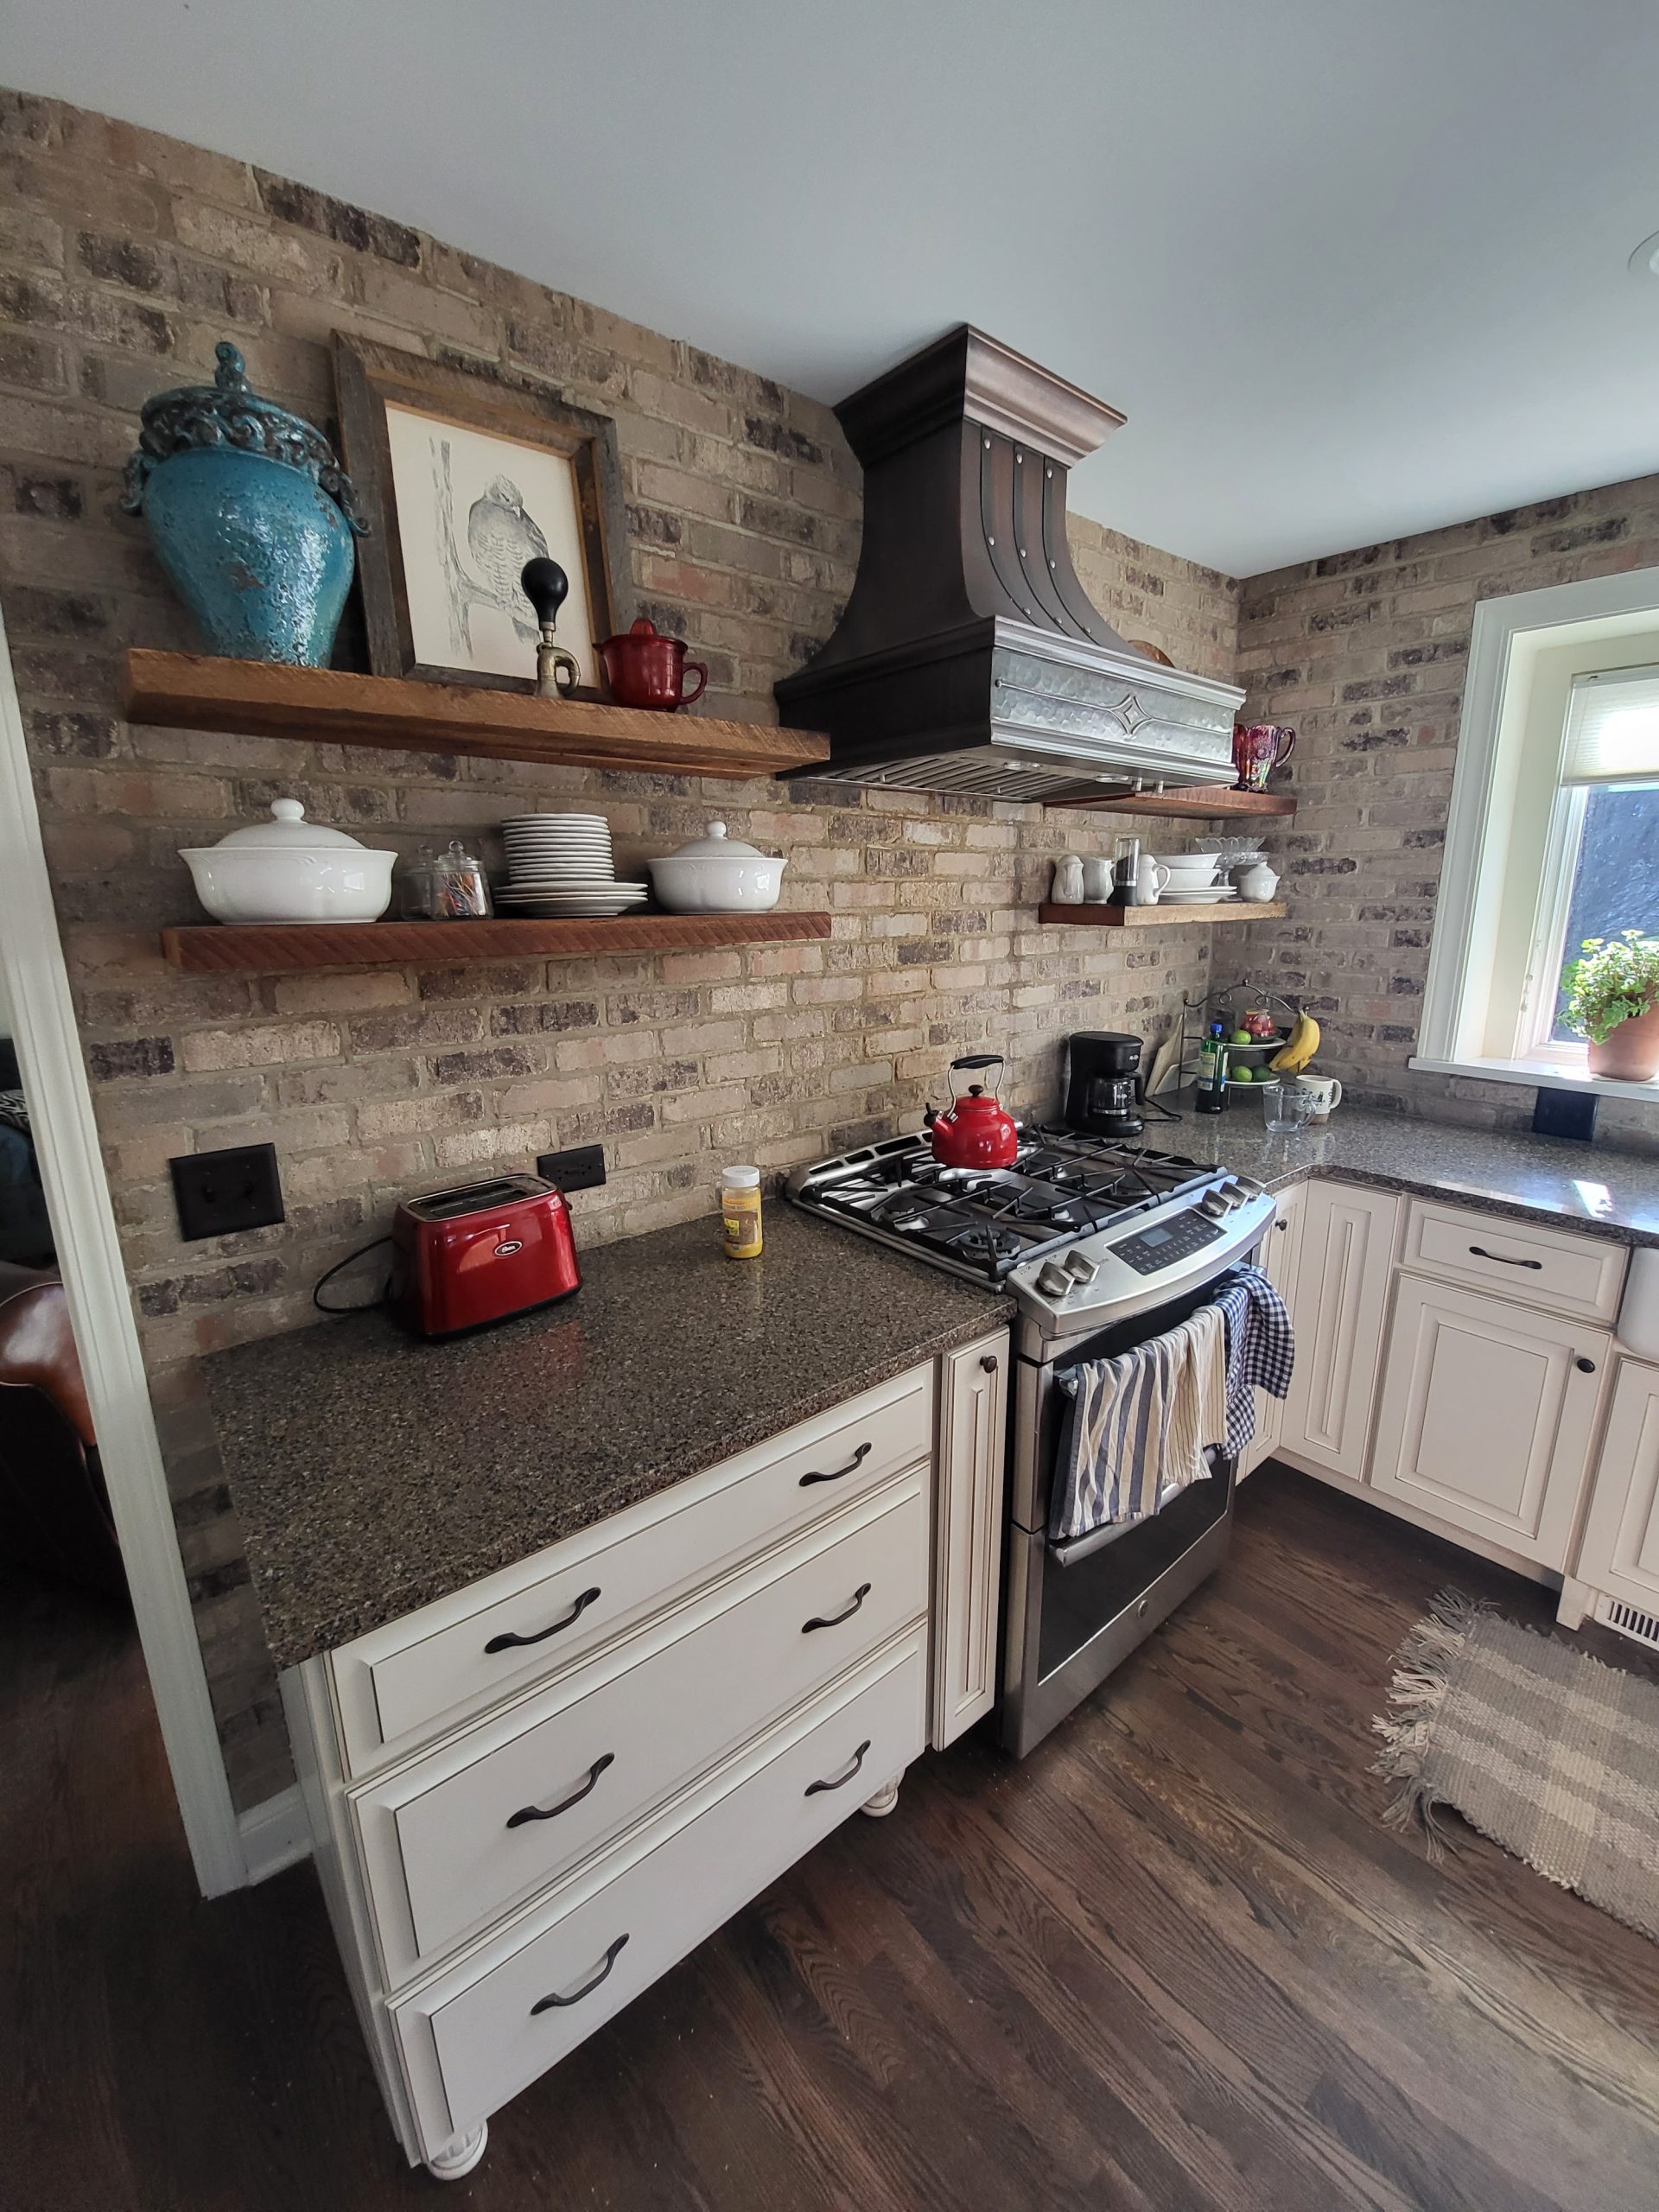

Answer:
[7,1465,1659,2211]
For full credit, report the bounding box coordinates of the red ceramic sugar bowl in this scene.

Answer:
[595,618,709,713]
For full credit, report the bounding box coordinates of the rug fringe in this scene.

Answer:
[1371,1587,1491,1859]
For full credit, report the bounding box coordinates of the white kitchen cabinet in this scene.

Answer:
[1573,1356,1659,1615]
[1241,1185,1304,1478]
[1279,1181,1402,1480]
[1370,1274,1607,1567]
[285,1346,982,2180]
[931,1327,1009,1747]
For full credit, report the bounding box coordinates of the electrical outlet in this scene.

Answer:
[169,1143,285,1242]
[537,1143,607,1193]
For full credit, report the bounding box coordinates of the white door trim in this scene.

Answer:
[0,603,245,1896]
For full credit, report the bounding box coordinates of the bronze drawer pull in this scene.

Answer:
[799,1440,873,1487]
[485,1586,601,1654]
[1468,1244,1542,1270]
[530,1932,629,2014]
[505,1752,615,1829]
[803,1582,871,1634]
[804,1739,871,1796]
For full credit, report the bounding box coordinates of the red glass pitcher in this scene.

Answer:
[1232,722,1296,792]
[596,619,709,713]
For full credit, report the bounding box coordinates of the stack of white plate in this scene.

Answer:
[498,813,648,918]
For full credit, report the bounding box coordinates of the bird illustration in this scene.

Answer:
[466,476,550,639]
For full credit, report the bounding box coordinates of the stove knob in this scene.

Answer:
[1199,1193,1230,1220]
[1037,1262,1074,1299]
[1219,1179,1249,1208]
[1064,1250,1099,1285]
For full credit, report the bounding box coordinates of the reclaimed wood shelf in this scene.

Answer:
[122,651,830,780]
[162,911,832,975]
[1037,899,1287,929]
[1046,785,1296,819]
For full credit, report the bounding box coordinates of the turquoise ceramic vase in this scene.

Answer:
[123,342,366,666]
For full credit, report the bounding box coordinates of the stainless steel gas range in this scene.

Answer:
[787,1127,1275,1755]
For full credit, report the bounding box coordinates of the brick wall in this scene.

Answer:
[0,89,1241,1807]
[1229,474,1659,1141]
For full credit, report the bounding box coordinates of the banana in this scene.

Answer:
[1270,1012,1320,1074]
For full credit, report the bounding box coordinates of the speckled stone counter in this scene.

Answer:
[203,1204,1011,1669]
[1168,1101,1659,1246]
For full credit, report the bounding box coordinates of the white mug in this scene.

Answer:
[1299,1074,1342,1122]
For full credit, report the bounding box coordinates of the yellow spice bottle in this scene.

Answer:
[720,1164,763,1260]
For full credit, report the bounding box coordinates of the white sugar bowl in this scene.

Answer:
[646,820,788,913]
[181,799,396,925]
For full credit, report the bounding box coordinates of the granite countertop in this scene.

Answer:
[203,1204,1011,1669]
[1166,1100,1659,1246]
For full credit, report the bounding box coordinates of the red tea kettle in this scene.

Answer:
[926,1053,1020,1169]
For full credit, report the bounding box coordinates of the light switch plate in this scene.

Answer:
[169,1143,285,1241]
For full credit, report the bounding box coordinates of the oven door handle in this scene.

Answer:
[1048,1512,1154,1567]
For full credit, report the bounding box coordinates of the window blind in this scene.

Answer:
[1560,664,1659,786]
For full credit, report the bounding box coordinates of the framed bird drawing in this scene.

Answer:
[333,336,631,695]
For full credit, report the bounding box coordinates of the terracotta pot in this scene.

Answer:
[1587,1003,1659,1081]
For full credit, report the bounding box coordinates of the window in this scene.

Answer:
[1414,564,1659,1101]
[1521,670,1659,1056]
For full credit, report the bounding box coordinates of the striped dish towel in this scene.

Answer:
[1211,1263,1295,1455]
[1049,1301,1229,1542]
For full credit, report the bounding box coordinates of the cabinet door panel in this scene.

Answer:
[1371,1276,1605,1566]
[1281,1183,1402,1480]
[1576,1358,1659,1610]
[931,1330,1008,1747]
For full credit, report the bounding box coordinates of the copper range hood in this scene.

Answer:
[775,326,1243,803]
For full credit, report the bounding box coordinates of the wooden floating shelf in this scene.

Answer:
[161,912,833,975]
[1037,900,1287,930]
[122,650,830,781]
[1046,785,1296,819]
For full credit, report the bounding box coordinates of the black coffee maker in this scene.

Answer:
[1061,1032,1147,1139]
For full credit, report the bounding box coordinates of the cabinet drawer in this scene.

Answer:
[354,1476,929,1983]
[391,1632,926,2159]
[1402,1199,1625,1323]
[330,1363,935,1775]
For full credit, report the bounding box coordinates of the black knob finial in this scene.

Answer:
[520,558,569,627]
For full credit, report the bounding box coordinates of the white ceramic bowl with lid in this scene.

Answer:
[645,820,788,913]
[180,799,396,924]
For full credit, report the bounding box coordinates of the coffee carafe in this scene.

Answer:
[1061,1031,1147,1139]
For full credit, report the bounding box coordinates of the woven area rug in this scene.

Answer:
[1374,1589,1659,1940]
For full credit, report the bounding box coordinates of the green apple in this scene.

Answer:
[1230,1066,1255,1083]
[1229,1028,1252,1046]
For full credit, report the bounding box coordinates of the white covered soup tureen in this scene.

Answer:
[645,820,788,913]
[180,799,396,924]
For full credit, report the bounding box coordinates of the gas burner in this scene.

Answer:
[944,1222,1030,1266]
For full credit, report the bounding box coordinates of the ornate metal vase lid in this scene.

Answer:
[122,340,365,529]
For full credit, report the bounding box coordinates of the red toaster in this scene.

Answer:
[388,1173,581,1337]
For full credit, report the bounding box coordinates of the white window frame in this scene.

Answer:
[1516,779,1589,1060]
[1414,563,1659,1105]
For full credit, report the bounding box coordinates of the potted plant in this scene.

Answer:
[1562,931,1659,1080]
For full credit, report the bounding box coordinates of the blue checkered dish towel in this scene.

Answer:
[1210,1262,1294,1455]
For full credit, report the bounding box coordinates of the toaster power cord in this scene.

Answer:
[313,1236,393,1315]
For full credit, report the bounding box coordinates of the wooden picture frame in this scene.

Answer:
[333,337,631,696]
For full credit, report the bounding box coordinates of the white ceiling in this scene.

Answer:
[7,0,1659,575]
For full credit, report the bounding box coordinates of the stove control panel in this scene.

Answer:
[1113,1207,1225,1276]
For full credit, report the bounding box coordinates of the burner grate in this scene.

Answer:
[790,1123,1217,1286]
